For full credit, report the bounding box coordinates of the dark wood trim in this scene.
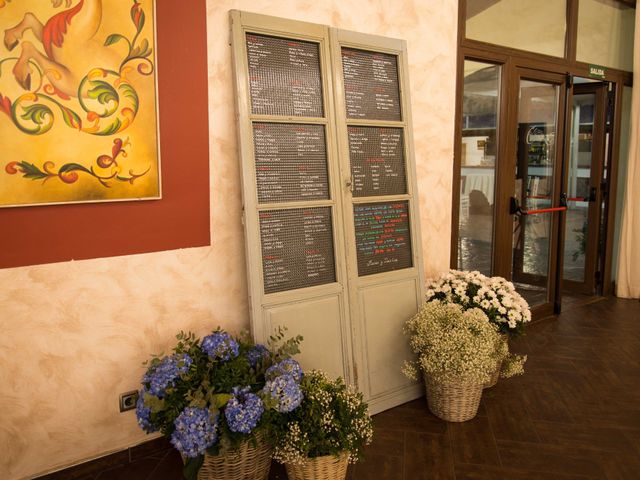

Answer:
[492,58,517,278]
[565,0,579,62]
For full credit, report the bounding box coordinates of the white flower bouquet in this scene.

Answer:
[425,269,531,336]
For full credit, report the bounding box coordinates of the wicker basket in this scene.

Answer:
[424,375,483,422]
[197,434,273,480]
[285,453,349,480]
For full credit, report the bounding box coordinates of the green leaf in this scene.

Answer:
[59,163,92,175]
[20,104,51,125]
[182,455,204,480]
[87,80,118,106]
[104,34,128,47]
[59,106,82,130]
[211,393,231,409]
[16,161,47,180]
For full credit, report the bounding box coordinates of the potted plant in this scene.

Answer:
[424,269,530,386]
[272,370,373,480]
[135,328,303,480]
[402,301,526,422]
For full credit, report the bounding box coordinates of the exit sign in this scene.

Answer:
[588,64,606,80]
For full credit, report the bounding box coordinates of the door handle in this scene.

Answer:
[510,196,567,216]
[589,186,597,202]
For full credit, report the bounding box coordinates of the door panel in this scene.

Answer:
[267,294,347,380]
[511,77,564,308]
[332,29,425,414]
[562,82,607,294]
[360,279,421,398]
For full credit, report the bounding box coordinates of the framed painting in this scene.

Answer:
[0,0,160,208]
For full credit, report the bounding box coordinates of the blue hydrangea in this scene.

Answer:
[142,353,192,398]
[246,344,270,367]
[201,331,239,361]
[135,389,157,433]
[224,386,264,434]
[170,407,219,458]
[265,358,303,383]
[262,375,303,413]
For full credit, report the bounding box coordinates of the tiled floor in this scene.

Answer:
[40,296,640,479]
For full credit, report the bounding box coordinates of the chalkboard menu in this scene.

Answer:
[342,48,402,121]
[253,123,329,203]
[247,33,324,117]
[354,202,412,276]
[260,207,336,293]
[348,126,407,197]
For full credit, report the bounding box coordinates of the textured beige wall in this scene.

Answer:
[0,1,457,478]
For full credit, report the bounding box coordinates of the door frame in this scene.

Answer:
[452,0,633,309]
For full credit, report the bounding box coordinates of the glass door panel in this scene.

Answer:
[512,79,560,307]
[458,60,500,275]
[563,82,606,294]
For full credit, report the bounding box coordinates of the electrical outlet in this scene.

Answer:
[119,390,139,412]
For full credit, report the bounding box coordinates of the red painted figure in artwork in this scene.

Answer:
[3,0,120,99]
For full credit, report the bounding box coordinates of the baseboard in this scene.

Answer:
[32,437,171,480]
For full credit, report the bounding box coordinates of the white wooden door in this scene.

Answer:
[231,11,424,413]
[331,30,425,413]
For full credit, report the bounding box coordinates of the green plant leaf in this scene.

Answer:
[104,34,128,47]
[211,393,231,409]
[182,455,203,480]
[20,104,51,125]
[88,80,118,106]
[15,161,47,180]
[59,163,92,175]
[59,105,82,130]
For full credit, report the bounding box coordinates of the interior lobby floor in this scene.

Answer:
[39,296,640,480]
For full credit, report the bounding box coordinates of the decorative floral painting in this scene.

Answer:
[0,0,160,208]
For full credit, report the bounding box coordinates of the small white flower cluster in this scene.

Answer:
[425,270,531,334]
[273,370,373,465]
[273,421,309,465]
[403,302,502,384]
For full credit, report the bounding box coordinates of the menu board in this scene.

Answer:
[354,202,412,276]
[246,33,324,117]
[253,123,329,203]
[260,207,336,293]
[348,126,407,197]
[342,48,402,121]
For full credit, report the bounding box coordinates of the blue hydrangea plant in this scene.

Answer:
[135,327,303,480]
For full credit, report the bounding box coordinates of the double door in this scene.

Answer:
[459,64,610,314]
[231,11,424,414]
[504,70,609,311]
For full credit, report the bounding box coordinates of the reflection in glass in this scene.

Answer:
[466,0,566,58]
[564,93,595,283]
[458,61,500,276]
[577,0,635,72]
[512,80,559,306]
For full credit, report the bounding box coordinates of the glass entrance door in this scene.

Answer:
[509,72,566,310]
[562,82,607,294]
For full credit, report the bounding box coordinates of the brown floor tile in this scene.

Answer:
[403,432,454,480]
[496,440,606,478]
[447,415,500,466]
